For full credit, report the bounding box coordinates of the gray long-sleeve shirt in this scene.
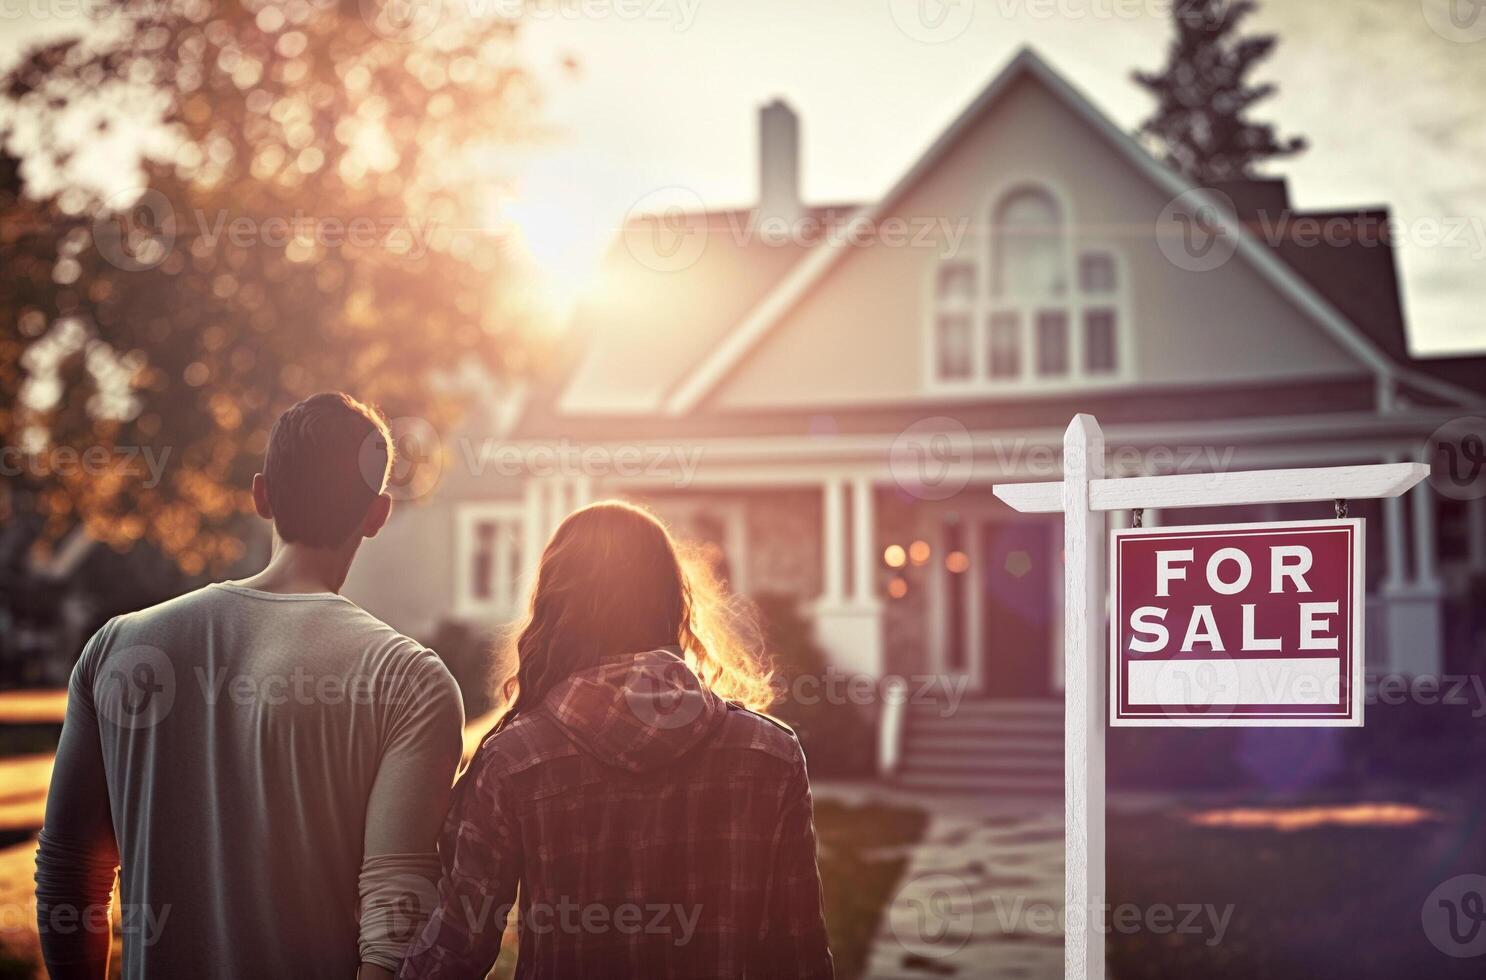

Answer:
[35,583,465,978]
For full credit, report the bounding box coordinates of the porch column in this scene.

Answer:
[851,476,875,602]
[1383,492,1409,591]
[822,477,846,604]
[572,474,594,510]
[1412,472,1439,590]
[1469,496,1486,572]
[1381,448,1445,677]
[814,475,884,680]
[522,477,547,586]
[1379,452,1402,591]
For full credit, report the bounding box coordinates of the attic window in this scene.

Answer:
[930,190,1126,388]
[1079,252,1116,294]
[937,262,976,301]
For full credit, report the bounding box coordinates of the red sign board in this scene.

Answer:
[1110,519,1364,727]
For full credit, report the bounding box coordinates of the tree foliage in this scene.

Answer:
[1133,0,1307,183]
[2,0,544,574]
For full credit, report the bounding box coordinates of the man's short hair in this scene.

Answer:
[262,392,393,547]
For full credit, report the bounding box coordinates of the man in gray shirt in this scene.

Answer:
[35,392,465,979]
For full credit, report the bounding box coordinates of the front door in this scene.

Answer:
[979,519,1057,697]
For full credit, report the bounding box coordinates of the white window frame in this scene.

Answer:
[642,496,750,596]
[454,502,527,622]
[922,179,1135,395]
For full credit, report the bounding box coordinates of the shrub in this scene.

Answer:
[754,592,876,777]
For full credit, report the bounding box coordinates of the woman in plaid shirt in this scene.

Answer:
[399,501,834,979]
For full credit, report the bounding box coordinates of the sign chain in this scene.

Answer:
[1335,498,1348,519]
[1132,508,1143,528]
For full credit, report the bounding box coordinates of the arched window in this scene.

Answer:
[929,184,1126,388]
[992,188,1066,298]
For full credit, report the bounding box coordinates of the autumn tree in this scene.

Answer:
[2,0,546,574]
[1133,0,1307,183]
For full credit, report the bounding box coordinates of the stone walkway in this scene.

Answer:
[861,793,1065,980]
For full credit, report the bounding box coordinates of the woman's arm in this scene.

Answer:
[396,750,523,979]
[755,751,835,979]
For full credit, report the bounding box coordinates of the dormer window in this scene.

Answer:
[929,184,1127,389]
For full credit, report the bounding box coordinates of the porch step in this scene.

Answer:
[917,698,1064,717]
[907,714,1063,737]
[902,753,1061,773]
[896,770,1063,795]
[894,698,1065,796]
[903,734,1062,756]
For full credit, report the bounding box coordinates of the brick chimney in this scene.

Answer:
[758,99,802,224]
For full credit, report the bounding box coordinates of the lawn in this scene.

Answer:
[815,798,931,979]
[1107,803,1486,979]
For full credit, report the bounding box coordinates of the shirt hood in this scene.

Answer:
[540,647,728,773]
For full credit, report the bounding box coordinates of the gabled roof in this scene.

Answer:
[659,47,1482,415]
[550,204,859,416]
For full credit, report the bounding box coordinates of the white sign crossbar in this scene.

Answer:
[993,462,1428,514]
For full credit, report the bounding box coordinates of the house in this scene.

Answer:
[344,47,1486,790]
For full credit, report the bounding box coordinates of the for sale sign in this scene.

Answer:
[1110,519,1364,727]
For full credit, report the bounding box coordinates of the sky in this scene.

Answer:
[3,0,1484,355]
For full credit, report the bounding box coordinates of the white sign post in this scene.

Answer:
[992,413,1429,980]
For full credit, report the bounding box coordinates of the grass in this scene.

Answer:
[814,798,930,979]
[1107,806,1486,979]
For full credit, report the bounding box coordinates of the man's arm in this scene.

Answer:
[35,624,121,980]
[356,652,465,975]
[397,748,523,979]
[754,749,835,979]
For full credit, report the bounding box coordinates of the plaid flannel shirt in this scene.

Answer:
[398,648,834,979]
